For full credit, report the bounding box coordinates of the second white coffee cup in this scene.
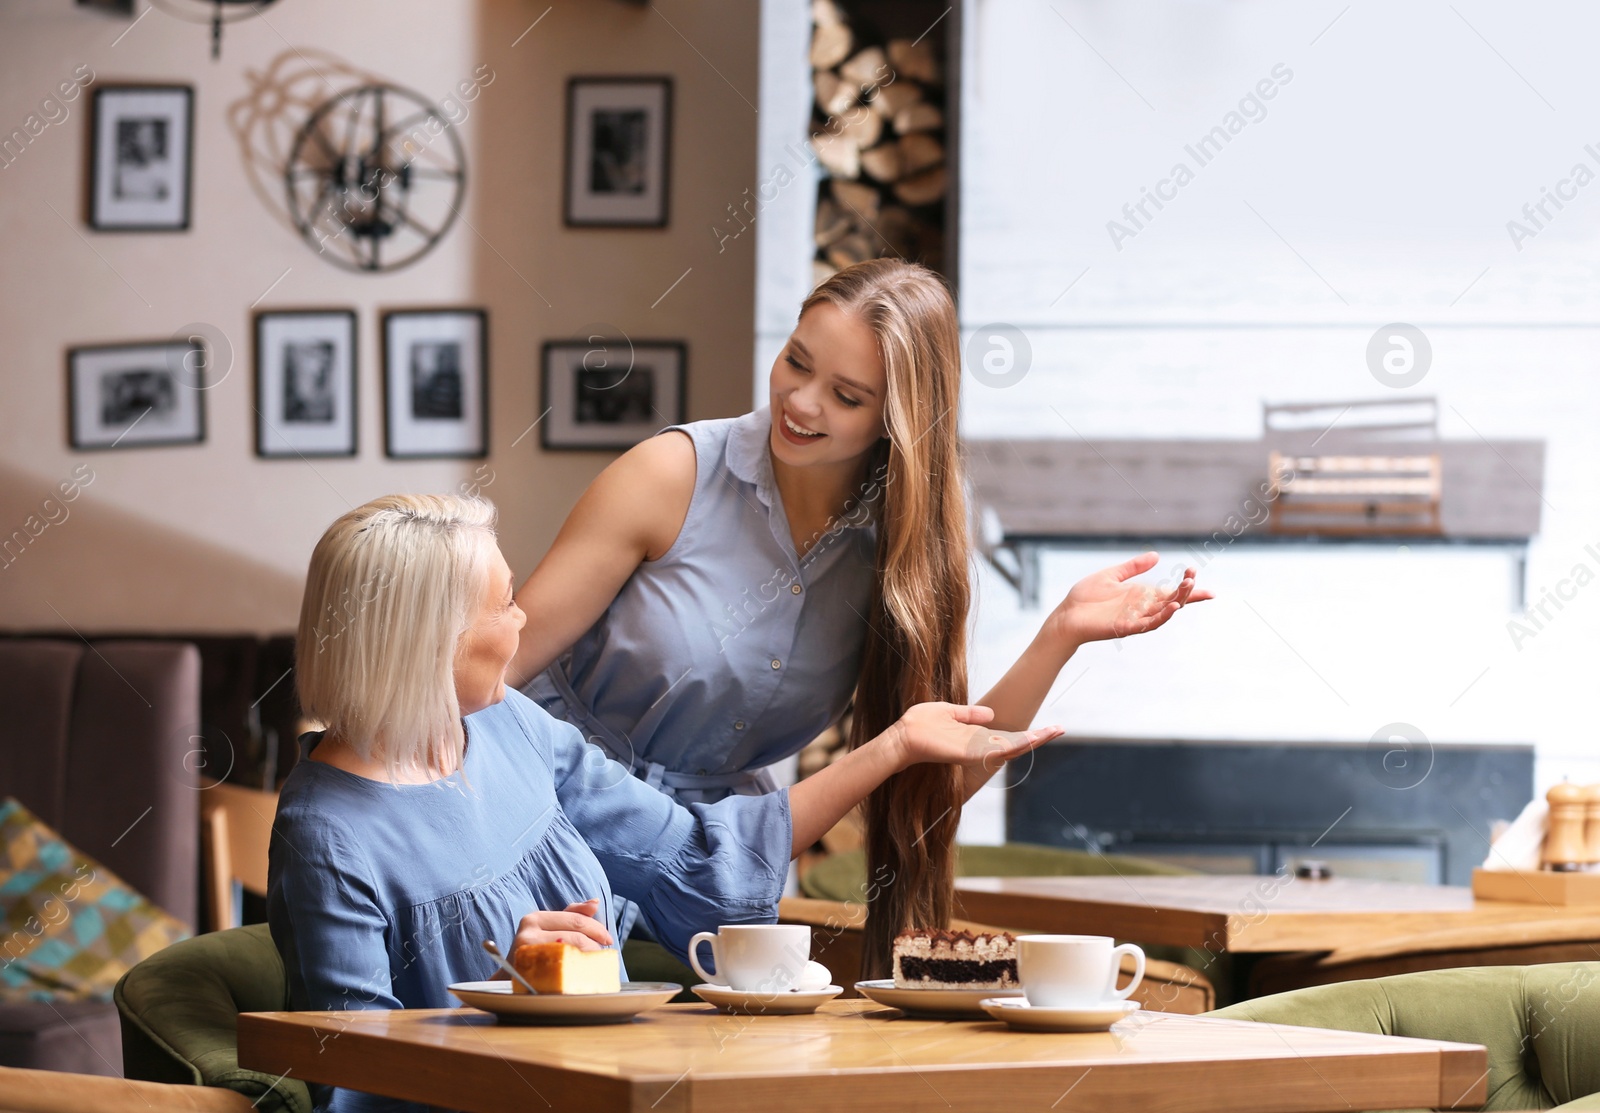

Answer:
[688,924,812,992]
[1017,934,1145,1008]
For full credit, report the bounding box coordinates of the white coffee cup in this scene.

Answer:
[1017,934,1145,1008]
[687,925,811,992]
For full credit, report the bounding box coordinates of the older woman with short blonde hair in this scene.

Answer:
[269,493,1059,1113]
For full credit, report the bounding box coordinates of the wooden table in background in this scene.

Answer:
[237,999,1486,1113]
[953,874,1600,954]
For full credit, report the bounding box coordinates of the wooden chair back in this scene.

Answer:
[1269,450,1443,535]
[198,780,278,933]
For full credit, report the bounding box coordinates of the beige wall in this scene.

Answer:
[0,0,759,633]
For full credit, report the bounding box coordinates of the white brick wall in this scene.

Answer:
[955,0,1600,844]
[758,0,1600,846]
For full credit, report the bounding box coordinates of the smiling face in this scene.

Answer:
[768,300,888,469]
[453,544,527,717]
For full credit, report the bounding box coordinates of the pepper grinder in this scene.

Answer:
[1584,784,1600,872]
[1544,781,1589,872]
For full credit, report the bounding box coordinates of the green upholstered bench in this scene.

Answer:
[1210,964,1600,1112]
[798,843,1191,903]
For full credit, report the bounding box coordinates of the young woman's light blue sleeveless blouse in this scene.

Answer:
[521,408,877,807]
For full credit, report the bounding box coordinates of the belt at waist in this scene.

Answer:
[537,662,771,796]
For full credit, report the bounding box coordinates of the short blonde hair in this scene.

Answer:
[295,493,498,779]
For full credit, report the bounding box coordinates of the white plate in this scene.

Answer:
[692,983,844,1015]
[980,997,1140,1032]
[448,980,681,1024]
[855,979,1025,1018]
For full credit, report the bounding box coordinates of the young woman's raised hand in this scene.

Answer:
[511,898,613,952]
[1046,551,1213,650]
[890,702,1063,773]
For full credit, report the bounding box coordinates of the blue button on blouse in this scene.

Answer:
[267,687,791,1113]
[522,408,877,805]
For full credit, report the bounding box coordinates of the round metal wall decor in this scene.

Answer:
[284,83,467,274]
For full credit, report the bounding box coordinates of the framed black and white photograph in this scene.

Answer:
[564,77,671,228]
[89,85,193,231]
[541,339,684,451]
[68,340,206,450]
[382,309,487,459]
[254,310,358,458]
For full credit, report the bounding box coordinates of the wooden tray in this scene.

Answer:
[1472,867,1600,905]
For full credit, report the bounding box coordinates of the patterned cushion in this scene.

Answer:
[0,798,190,1002]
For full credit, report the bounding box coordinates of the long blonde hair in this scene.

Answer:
[803,259,971,979]
[296,494,498,781]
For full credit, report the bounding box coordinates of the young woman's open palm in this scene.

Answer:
[1047,551,1214,647]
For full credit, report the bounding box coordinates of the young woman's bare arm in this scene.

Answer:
[788,704,1062,856]
[506,432,696,688]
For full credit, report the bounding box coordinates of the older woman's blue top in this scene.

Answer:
[521,408,877,804]
[267,687,791,1113]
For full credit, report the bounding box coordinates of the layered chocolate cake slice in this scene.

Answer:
[892,929,1018,990]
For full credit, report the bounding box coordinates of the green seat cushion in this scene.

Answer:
[798,843,1190,903]
[1210,963,1600,1111]
[621,938,702,1002]
[0,797,190,1003]
[115,923,311,1113]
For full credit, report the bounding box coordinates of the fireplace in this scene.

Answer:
[1005,738,1533,887]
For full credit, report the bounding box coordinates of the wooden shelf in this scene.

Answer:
[967,432,1544,605]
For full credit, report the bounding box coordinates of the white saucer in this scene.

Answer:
[980,997,1140,1032]
[855,979,1025,1018]
[448,980,681,1025]
[691,983,843,1015]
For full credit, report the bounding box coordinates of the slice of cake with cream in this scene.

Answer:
[510,942,622,994]
[891,929,1019,990]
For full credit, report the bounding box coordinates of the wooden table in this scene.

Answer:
[953,874,1600,954]
[238,999,1486,1113]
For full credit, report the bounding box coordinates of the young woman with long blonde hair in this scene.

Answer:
[510,259,1209,976]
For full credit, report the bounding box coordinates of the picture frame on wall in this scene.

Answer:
[382,308,487,459]
[68,340,206,450]
[89,85,194,231]
[564,77,672,228]
[254,310,358,458]
[541,339,685,451]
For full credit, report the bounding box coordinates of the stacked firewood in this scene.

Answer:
[809,0,947,287]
